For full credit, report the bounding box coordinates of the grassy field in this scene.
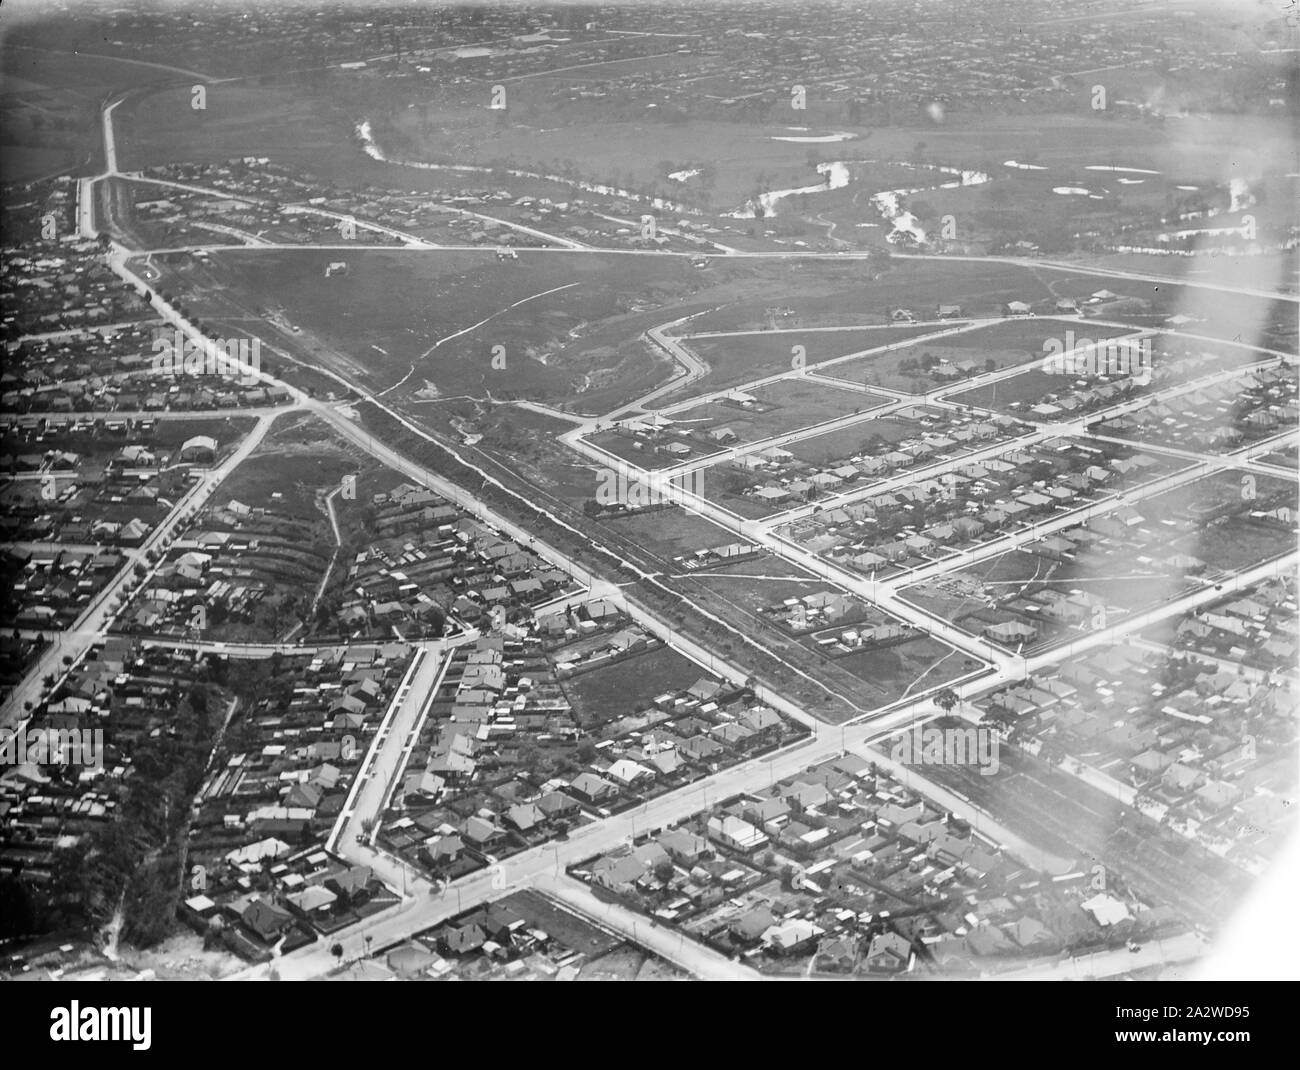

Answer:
[193,248,691,395]
[584,428,721,470]
[494,889,623,958]
[151,416,257,451]
[685,574,848,617]
[212,413,374,520]
[834,635,974,700]
[694,554,816,580]
[675,322,959,400]
[381,111,855,212]
[117,80,352,176]
[180,248,808,416]
[782,412,931,464]
[945,366,1086,413]
[669,378,888,442]
[684,258,1050,332]
[919,148,1298,255]
[378,106,1294,225]
[928,318,1133,351]
[683,258,1293,353]
[0,44,191,181]
[595,505,735,561]
[154,240,1293,453]
[561,644,706,728]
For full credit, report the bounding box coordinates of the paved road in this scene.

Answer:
[540,876,759,980]
[984,931,1206,981]
[70,95,1296,978]
[327,644,451,861]
[231,690,1023,980]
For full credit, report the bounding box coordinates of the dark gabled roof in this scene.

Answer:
[242,898,293,941]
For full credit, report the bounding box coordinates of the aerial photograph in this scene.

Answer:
[0,0,1296,1019]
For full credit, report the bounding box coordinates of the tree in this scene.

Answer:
[653,860,675,883]
[330,943,343,962]
[0,874,37,938]
[935,688,958,714]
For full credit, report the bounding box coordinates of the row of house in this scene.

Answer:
[577,752,1174,975]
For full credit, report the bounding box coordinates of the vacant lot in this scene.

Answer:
[686,257,1052,333]
[214,414,380,519]
[782,413,930,464]
[835,634,975,702]
[946,366,1092,413]
[595,505,735,562]
[151,416,258,452]
[669,378,888,443]
[187,248,707,401]
[494,889,623,958]
[686,574,845,618]
[561,644,705,728]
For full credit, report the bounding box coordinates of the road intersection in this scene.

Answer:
[22,91,1294,979]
